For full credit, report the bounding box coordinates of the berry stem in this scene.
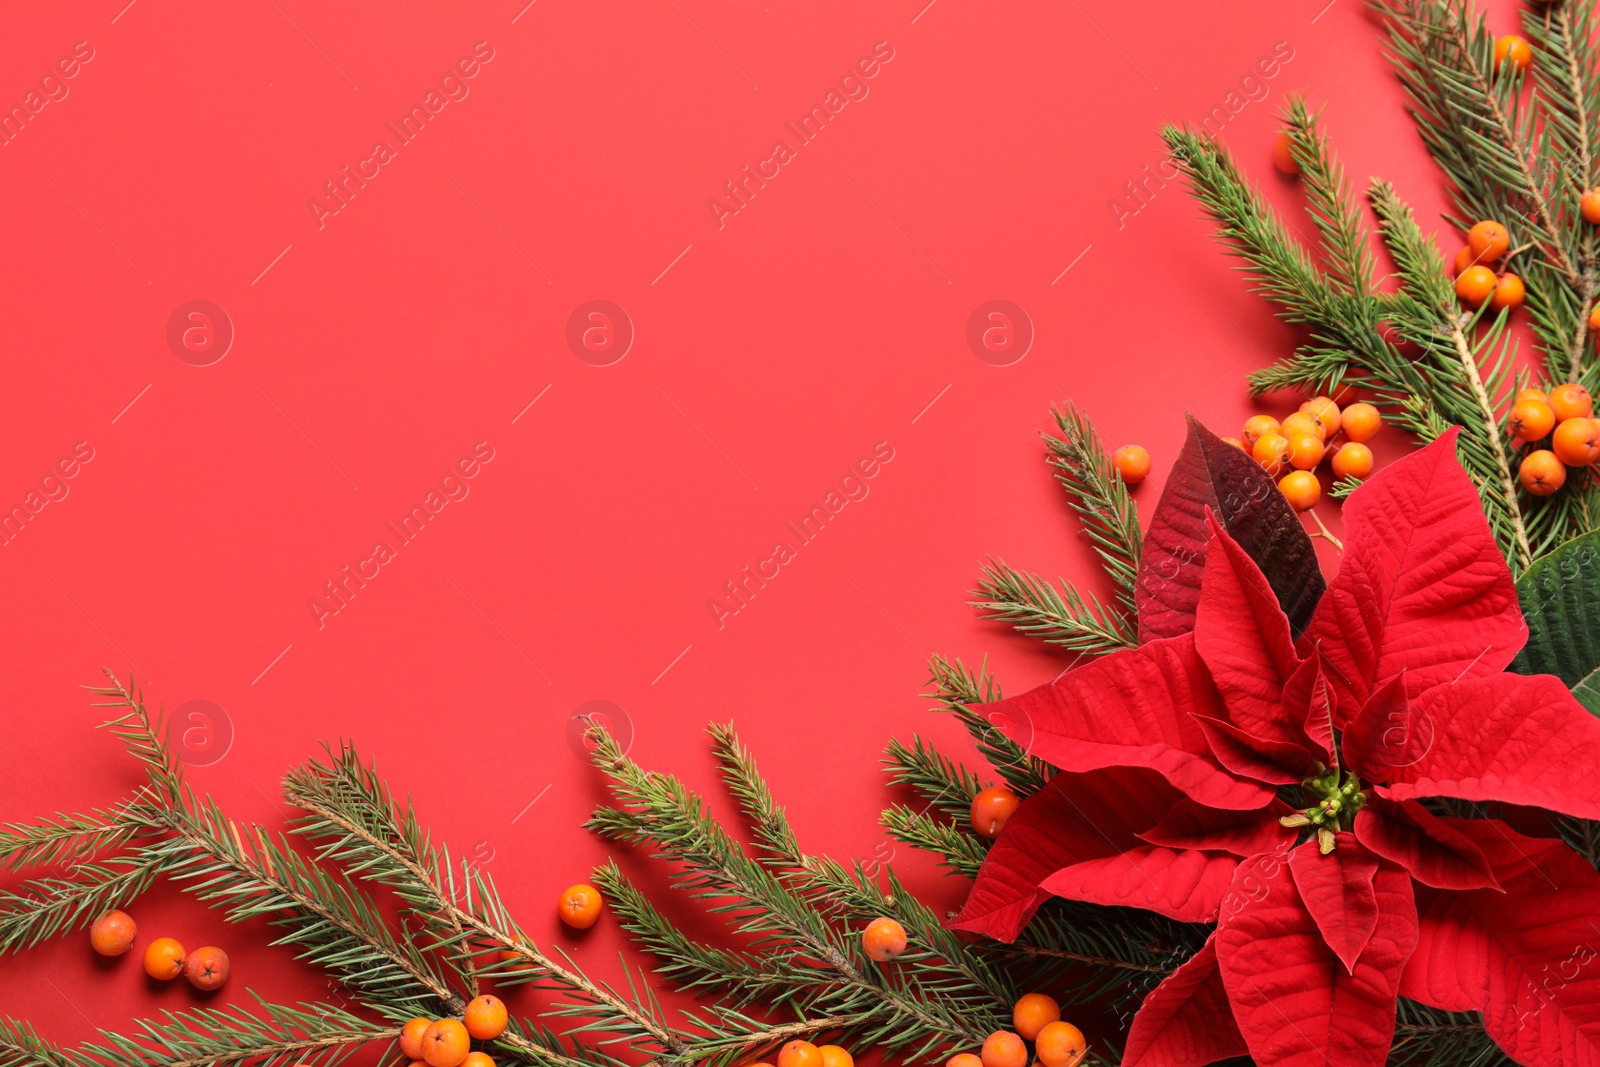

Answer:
[1306,510,1344,552]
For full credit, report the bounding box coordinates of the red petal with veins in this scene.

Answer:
[947,767,1177,942]
[1342,674,1432,783]
[1194,514,1302,740]
[1288,834,1380,974]
[1379,673,1600,820]
[1191,714,1316,785]
[1041,845,1238,923]
[1301,430,1525,722]
[1124,936,1249,1067]
[1287,653,1337,768]
[1354,796,1498,891]
[979,633,1275,810]
[1140,798,1295,857]
[1215,851,1417,1067]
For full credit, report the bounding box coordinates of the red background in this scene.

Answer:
[0,0,1497,1050]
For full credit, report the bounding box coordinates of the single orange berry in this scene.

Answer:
[777,1041,822,1067]
[1271,132,1299,175]
[1583,189,1600,225]
[142,937,185,980]
[980,1031,1028,1067]
[1280,411,1325,442]
[1112,445,1151,485]
[1035,1022,1089,1067]
[1301,396,1342,436]
[862,916,907,962]
[422,1019,471,1067]
[1286,433,1325,470]
[461,1054,495,1067]
[1550,383,1595,421]
[400,1019,433,1060]
[1491,272,1526,312]
[1340,402,1382,443]
[558,884,603,929]
[1456,265,1498,307]
[1553,418,1600,466]
[1453,245,1476,276]
[817,1046,853,1067]
[1468,220,1511,262]
[1331,442,1374,480]
[1279,470,1321,512]
[947,1056,983,1067]
[1590,304,1600,331]
[1241,415,1281,449]
[1495,34,1532,73]
[1509,399,1557,441]
[1516,387,1551,404]
[1330,382,1359,407]
[1012,993,1061,1040]
[495,947,536,973]
[1252,433,1290,476]
[1520,450,1568,495]
[90,910,137,957]
[183,946,229,991]
[970,786,1020,839]
[1222,436,1246,451]
[464,995,509,1040]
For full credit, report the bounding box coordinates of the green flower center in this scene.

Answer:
[1279,766,1367,853]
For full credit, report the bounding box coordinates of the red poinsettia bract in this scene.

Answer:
[950,431,1600,1067]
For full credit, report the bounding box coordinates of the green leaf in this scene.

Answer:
[1511,531,1600,713]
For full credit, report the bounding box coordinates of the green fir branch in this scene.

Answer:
[924,655,1049,797]
[1040,402,1143,610]
[971,560,1137,656]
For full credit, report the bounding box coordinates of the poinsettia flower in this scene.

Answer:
[950,431,1600,1067]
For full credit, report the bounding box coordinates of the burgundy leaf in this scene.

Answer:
[1342,674,1431,782]
[979,634,1276,810]
[1136,416,1324,643]
[1215,851,1417,1067]
[1302,429,1526,721]
[1191,714,1316,785]
[1288,834,1380,973]
[1140,798,1295,857]
[1124,936,1249,1067]
[947,768,1177,942]
[1041,846,1238,923]
[1379,673,1600,820]
[1354,796,1499,891]
[1194,515,1303,739]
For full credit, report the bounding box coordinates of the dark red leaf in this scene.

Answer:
[1353,796,1498,891]
[1194,514,1303,739]
[1288,834,1380,974]
[1041,845,1238,922]
[1191,714,1316,785]
[1342,674,1431,782]
[979,634,1276,810]
[1379,672,1600,820]
[1136,415,1325,643]
[1302,429,1526,722]
[1215,851,1417,1067]
[1124,936,1249,1067]
[947,768,1177,942]
[1139,798,1295,857]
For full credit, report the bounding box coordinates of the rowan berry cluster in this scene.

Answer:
[1233,389,1384,511]
[945,993,1087,1067]
[88,908,230,991]
[1511,384,1598,496]
[398,996,508,1067]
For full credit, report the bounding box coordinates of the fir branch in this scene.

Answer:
[1040,402,1143,610]
[878,807,985,880]
[924,656,1049,797]
[970,560,1137,656]
[0,856,163,954]
[881,737,987,824]
[0,1017,76,1067]
[1281,97,1377,301]
[0,805,147,872]
[73,997,398,1067]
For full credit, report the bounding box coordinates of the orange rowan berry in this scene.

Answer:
[1583,189,1600,225]
[400,1019,432,1060]
[1035,1022,1088,1067]
[142,937,185,980]
[1241,415,1281,449]
[1468,220,1511,262]
[1553,418,1600,466]
[1456,265,1498,307]
[817,1046,853,1067]
[1517,387,1551,404]
[1340,402,1382,442]
[1222,436,1246,451]
[1509,399,1556,441]
[1520,450,1568,495]
[1302,395,1341,432]
[1330,382,1359,407]
[1012,993,1061,1040]
[980,1031,1028,1067]
[1252,433,1290,476]
[1590,304,1600,331]
[1279,470,1321,512]
[90,910,136,957]
[461,1054,495,1067]
[947,1056,983,1067]
[464,995,509,1040]
[422,1019,471,1067]
[970,786,1020,839]
[495,948,536,973]
[1331,443,1374,480]
[862,917,907,962]
[1286,433,1325,470]
[1453,246,1476,276]
[1112,445,1151,485]
[558,884,603,929]
[183,946,229,991]
[1551,383,1595,421]
[777,1041,822,1067]
[1495,35,1532,73]
[1271,133,1300,175]
[1281,411,1325,442]
[1490,272,1526,312]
